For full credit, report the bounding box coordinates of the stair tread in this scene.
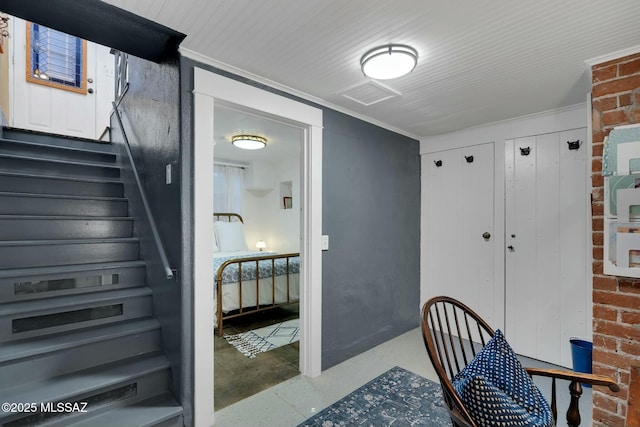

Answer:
[0,353,171,404]
[0,260,146,279]
[0,171,123,185]
[0,287,152,317]
[0,152,120,169]
[68,392,182,427]
[0,237,139,246]
[0,191,127,202]
[0,318,160,363]
[0,137,117,157]
[0,215,133,220]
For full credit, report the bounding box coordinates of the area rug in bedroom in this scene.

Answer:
[224,318,299,358]
[298,366,451,427]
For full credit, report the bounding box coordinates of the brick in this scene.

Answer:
[602,109,629,126]
[593,260,604,275]
[593,217,604,232]
[620,340,640,356]
[594,393,619,413]
[593,131,606,145]
[592,200,604,215]
[593,364,620,380]
[593,317,640,341]
[593,64,618,83]
[593,75,640,98]
[593,406,625,426]
[593,246,604,260]
[592,53,640,70]
[594,348,640,375]
[634,89,640,104]
[621,311,640,324]
[619,58,640,77]
[593,331,618,348]
[593,290,640,311]
[619,93,632,107]
[620,279,640,294]
[593,96,618,112]
[593,232,604,246]
[594,276,618,291]
[592,141,604,156]
[593,158,603,172]
[630,106,640,124]
[594,304,618,321]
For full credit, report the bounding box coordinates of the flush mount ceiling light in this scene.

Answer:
[360,44,418,80]
[231,134,267,150]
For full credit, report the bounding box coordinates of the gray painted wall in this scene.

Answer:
[180,57,421,370]
[110,55,188,421]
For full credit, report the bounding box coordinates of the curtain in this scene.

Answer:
[214,165,244,214]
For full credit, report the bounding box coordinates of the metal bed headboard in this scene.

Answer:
[213,212,244,223]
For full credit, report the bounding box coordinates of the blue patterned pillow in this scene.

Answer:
[452,330,553,427]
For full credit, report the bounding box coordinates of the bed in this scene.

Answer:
[213,213,300,336]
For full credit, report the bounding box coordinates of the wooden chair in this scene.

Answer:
[421,296,619,427]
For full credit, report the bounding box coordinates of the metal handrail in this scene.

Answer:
[111,101,175,280]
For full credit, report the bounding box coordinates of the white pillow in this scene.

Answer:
[214,221,249,252]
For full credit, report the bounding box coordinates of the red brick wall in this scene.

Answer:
[591,52,640,426]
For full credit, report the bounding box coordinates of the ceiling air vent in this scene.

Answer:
[338,80,401,106]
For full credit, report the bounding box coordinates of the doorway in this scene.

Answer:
[9,16,113,139]
[212,101,303,409]
[192,68,323,426]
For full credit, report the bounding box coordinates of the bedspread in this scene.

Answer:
[214,251,300,285]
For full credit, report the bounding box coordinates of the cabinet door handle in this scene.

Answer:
[507,245,514,252]
[482,232,491,240]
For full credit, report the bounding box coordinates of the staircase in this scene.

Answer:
[0,129,183,427]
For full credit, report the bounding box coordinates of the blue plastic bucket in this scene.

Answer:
[570,338,593,388]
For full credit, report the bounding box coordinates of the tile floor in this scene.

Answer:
[214,327,593,426]
[214,305,300,411]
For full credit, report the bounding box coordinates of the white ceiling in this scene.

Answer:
[103,0,640,139]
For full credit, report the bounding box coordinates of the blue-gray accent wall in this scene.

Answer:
[180,57,421,370]
[109,55,189,423]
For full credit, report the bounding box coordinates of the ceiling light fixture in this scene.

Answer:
[231,134,267,150]
[360,44,418,80]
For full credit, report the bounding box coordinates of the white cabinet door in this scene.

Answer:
[421,142,497,326]
[505,129,589,367]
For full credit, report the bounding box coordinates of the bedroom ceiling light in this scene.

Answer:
[232,134,267,150]
[360,44,418,80]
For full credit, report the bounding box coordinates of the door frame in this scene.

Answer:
[192,67,323,426]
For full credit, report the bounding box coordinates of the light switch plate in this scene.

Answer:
[321,235,329,250]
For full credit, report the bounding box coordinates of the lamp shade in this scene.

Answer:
[232,134,267,150]
[256,240,267,251]
[360,44,418,80]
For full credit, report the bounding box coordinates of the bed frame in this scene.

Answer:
[214,213,300,336]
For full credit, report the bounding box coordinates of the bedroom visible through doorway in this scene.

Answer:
[212,101,303,409]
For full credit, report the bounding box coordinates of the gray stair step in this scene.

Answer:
[0,318,161,388]
[67,393,183,427]
[0,192,128,217]
[0,172,124,197]
[0,138,117,164]
[0,237,139,269]
[2,127,115,153]
[0,260,146,302]
[0,286,152,317]
[0,317,160,363]
[0,354,172,425]
[0,215,134,240]
[0,287,153,342]
[0,153,120,179]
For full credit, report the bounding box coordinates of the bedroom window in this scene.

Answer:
[26,22,87,94]
[214,164,244,214]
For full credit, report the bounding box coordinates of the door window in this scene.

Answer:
[26,22,87,94]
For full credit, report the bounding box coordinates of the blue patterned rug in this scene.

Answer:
[298,366,451,426]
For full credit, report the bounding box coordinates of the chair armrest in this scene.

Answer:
[525,367,620,392]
